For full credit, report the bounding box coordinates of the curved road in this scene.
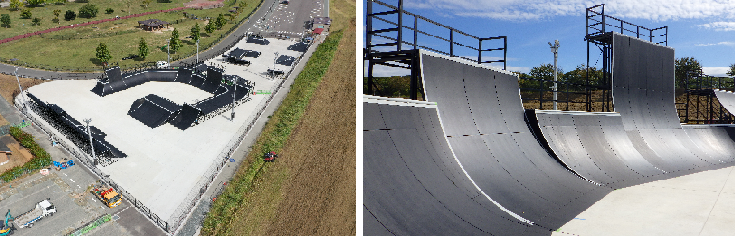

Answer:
[0,0,281,80]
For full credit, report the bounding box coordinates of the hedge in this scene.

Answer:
[2,126,53,182]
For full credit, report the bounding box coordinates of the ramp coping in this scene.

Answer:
[612,32,674,50]
[417,49,517,77]
[681,124,735,128]
[363,95,437,108]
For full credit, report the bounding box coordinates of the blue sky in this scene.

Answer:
[364,0,736,77]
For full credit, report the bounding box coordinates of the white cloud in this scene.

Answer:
[695,41,734,46]
[404,0,735,22]
[698,21,735,31]
[703,67,730,77]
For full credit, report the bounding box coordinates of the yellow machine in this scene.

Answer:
[93,182,122,208]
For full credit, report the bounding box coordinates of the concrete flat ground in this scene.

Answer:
[553,166,735,236]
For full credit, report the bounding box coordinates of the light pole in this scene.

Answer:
[166,39,171,67]
[83,118,97,165]
[273,52,279,71]
[196,39,200,64]
[14,67,28,112]
[231,75,236,121]
[548,40,560,110]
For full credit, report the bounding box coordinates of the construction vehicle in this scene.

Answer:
[92,181,122,208]
[14,200,56,228]
[0,210,13,235]
[263,151,278,162]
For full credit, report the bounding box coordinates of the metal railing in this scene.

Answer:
[586,4,667,45]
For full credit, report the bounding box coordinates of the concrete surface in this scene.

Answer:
[553,166,735,236]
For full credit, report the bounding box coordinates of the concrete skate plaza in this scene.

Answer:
[23,38,302,220]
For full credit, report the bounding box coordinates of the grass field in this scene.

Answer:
[0,0,260,71]
[200,0,355,235]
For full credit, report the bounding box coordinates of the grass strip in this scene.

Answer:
[2,126,53,182]
[200,29,344,235]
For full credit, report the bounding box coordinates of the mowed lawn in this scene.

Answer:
[0,0,261,71]
[0,0,191,39]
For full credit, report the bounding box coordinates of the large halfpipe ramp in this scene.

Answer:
[363,97,550,235]
[419,52,610,230]
[611,33,734,172]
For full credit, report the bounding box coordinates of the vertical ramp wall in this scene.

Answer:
[363,98,547,235]
[419,52,610,230]
[611,33,734,172]
[713,89,735,116]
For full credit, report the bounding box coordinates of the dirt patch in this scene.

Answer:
[261,16,356,237]
[184,0,225,9]
[0,135,34,174]
[0,73,45,105]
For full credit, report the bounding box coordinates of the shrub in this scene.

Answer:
[3,126,53,182]
[78,4,98,18]
[1,14,10,28]
[64,10,76,21]
[31,17,41,26]
[20,8,32,19]
[105,8,114,14]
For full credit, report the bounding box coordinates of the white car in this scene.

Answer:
[156,61,169,69]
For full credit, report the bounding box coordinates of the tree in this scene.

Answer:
[169,28,183,52]
[53,9,61,18]
[9,0,22,10]
[27,0,44,7]
[560,64,602,91]
[523,63,564,91]
[138,37,149,59]
[105,8,114,14]
[64,10,76,21]
[728,64,735,78]
[675,57,702,89]
[79,4,98,18]
[95,43,112,65]
[190,23,201,42]
[204,20,215,34]
[228,14,234,22]
[1,14,10,28]
[31,17,41,26]
[20,8,32,19]
[215,14,226,29]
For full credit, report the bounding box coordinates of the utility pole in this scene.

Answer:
[548,40,560,110]
[84,118,97,165]
[14,67,27,112]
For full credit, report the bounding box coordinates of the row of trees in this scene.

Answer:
[1,4,98,27]
[517,57,734,91]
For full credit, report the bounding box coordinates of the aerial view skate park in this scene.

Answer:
[364,1,734,236]
[0,0,352,235]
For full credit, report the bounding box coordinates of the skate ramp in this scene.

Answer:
[713,89,735,116]
[420,52,610,229]
[363,97,551,235]
[611,33,734,171]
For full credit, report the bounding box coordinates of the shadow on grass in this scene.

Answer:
[89,57,104,66]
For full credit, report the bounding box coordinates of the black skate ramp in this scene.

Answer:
[419,51,610,230]
[128,94,181,128]
[363,99,550,235]
[611,33,734,172]
[169,103,201,130]
[536,112,669,188]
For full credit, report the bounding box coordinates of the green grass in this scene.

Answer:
[200,29,344,235]
[0,0,192,39]
[2,126,53,183]
[0,0,260,72]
